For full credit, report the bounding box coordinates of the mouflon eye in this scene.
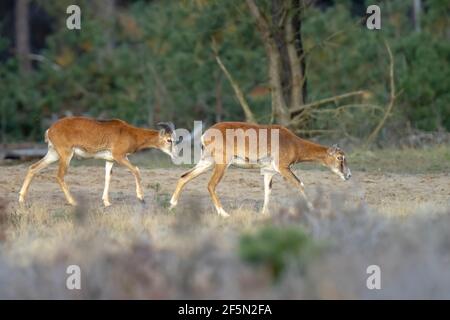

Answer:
[337,156,343,161]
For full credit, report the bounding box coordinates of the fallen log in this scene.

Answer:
[0,146,47,160]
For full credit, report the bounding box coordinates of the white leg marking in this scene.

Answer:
[46,147,60,162]
[135,166,144,201]
[169,199,178,210]
[217,207,230,218]
[19,147,59,203]
[262,172,275,214]
[102,161,114,207]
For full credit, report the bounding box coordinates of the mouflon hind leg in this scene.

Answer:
[55,148,77,206]
[19,147,59,203]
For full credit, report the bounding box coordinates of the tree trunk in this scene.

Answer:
[247,0,308,126]
[272,0,307,109]
[94,0,116,58]
[103,0,116,54]
[15,0,31,74]
[268,43,290,125]
[271,0,291,105]
[412,0,422,33]
[291,0,307,104]
[285,2,303,110]
[246,0,290,125]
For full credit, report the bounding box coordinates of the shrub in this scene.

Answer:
[239,225,318,280]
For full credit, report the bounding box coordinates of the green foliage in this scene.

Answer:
[0,0,271,141]
[304,0,450,136]
[239,225,317,280]
[0,0,448,142]
[397,33,450,130]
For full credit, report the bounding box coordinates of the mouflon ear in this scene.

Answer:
[157,122,175,134]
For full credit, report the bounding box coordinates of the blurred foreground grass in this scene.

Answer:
[1,194,450,299]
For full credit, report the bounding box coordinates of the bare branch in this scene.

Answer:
[212,40,256,123]
[365,40,396,146]
[290,90,367,115]
[294,129,339,134]
[310,103,384,114]
[245,0,272,38]
[28,54,61,70]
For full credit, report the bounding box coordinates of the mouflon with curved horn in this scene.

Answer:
[19,117,177,207]
[157,122,175,134]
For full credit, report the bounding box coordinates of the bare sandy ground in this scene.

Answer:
[1,163,449,215]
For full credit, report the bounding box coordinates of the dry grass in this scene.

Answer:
[0,146,449,299]
[348,145,450,173]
